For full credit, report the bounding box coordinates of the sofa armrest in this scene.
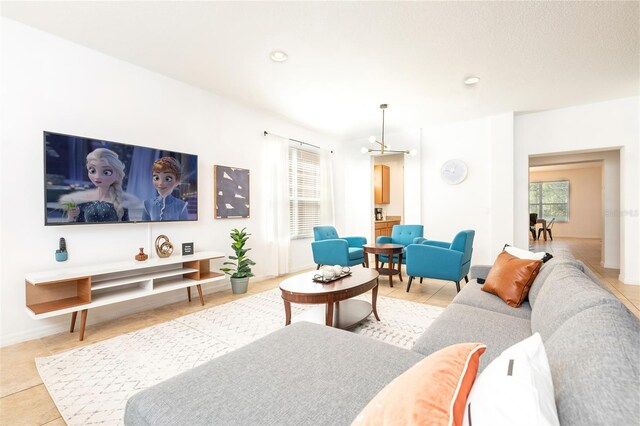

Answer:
[421,240,451,249]
[376,236,393,244]
[311,239,349,265]
[343,236,367,248]
[469,265,492,281]
[413,237,428,244]
[405,244,463,281]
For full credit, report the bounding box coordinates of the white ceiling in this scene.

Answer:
[2,1,638,139]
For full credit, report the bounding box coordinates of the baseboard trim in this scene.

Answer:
[618,273,640,286]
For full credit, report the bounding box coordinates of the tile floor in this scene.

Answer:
[1,237,637,425]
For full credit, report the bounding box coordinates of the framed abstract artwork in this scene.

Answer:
[214,165,250,218]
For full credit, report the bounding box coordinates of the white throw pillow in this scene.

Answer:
[504,245,546,261]
[462,333,560,426]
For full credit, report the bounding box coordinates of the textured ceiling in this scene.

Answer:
[2,1,638,139]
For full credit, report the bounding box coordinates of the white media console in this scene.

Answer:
[25,251,225,340]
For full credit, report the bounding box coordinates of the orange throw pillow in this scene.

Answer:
[482,251,543,307]
[352,343,486,426]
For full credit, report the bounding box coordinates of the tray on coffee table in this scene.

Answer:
[312,271,352,284]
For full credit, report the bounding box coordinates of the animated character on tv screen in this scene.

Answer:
[142,156,188,221]
[59,148,139,223]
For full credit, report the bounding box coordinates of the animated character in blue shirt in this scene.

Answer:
[142,157,188,221]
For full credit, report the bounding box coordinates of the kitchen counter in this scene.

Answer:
[374,216,401,238]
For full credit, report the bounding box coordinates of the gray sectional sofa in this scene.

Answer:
[125,252,640,425]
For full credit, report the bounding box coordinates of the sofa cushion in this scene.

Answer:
[125,321,424,426]
[531,263,621,341]
[528,256,583,308]
[412,304,532,372]
[463,333,559,426]
[348,247,364,260]
[482,251,542,307]
[452,279,532,320]
[543,303,640,425]
[354,343,486,426]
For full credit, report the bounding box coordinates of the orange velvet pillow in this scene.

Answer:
[352,343,486,426]
[482,251,543,307]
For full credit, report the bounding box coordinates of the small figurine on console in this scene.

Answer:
[55,237,68,262]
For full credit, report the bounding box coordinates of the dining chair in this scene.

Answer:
[538,217,555,241]
[529,213,538,240]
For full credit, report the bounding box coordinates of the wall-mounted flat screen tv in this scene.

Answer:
[44,131,198,225]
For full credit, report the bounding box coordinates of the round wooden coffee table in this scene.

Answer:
[362,243,404,287]
[279,268,380,329]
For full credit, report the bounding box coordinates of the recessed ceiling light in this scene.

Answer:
[270,51,288,62]
[464,76,481,85]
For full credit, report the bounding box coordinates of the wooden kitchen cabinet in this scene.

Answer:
[374,165,390,204]
[375,218,401,238]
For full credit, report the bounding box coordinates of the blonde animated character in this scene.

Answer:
[60,148,138,222]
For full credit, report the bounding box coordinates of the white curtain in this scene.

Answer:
[263,134,290,275]
[320,149,335,225]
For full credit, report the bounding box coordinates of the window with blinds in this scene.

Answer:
[289,146,321,239]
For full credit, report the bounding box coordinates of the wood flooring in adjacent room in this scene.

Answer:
[1,237,637,425]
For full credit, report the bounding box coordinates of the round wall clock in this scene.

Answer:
[440,159,468,185]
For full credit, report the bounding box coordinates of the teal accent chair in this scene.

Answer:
[405,230,475,293]
[376,225,424,267]
[311,226,367,268]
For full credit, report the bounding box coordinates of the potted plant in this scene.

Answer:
[220,227,256,294]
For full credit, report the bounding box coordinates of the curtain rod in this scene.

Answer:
[263,131,332,153]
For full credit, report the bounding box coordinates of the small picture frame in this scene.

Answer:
[182,242,194,256]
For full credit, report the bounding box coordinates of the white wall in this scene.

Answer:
[488,113,515,260]
[421,112,514,266]
[0,19,340,345]
[515,97,639,283]
[421,119,492,264]
[341,130,421,242]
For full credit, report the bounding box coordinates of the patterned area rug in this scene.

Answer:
[36,288,444,425]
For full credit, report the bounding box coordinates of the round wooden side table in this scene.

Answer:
[362,243,404,287]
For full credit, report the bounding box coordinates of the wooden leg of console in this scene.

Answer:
[79,309,88,341]
[196,284,205,306]
[187,287,192,302]
[70,311,78,333]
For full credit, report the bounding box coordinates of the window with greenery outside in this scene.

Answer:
[529,181,569,222]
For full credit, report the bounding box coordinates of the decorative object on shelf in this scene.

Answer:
[220,228,256,294]
[135,248,148,262]
[214,165,250,219]
[55,237,68,262]
[361,104,418,156]
[440,159,468,185]
[155,235,174,258]
[313,265,352,283]
[182,242,194,256]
